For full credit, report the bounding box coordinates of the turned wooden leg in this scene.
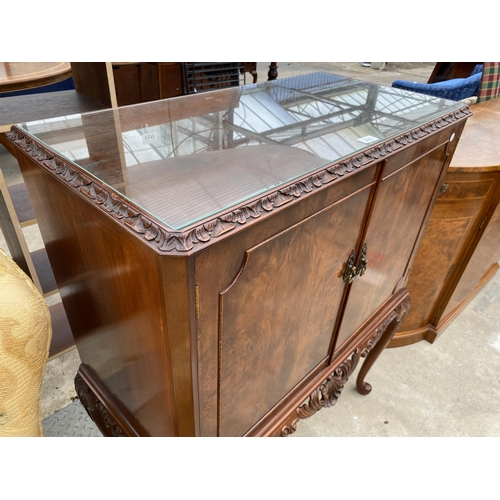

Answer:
[356,294,411,395]
[268,62,278,81]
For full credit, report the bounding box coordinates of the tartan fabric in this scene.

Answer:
[477,62,500,103]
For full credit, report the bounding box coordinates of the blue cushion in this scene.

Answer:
[392,70,482,101]
[0,77,74,98]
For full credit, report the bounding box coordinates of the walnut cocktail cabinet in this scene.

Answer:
[391,97,500,347]
[8,73,469,436]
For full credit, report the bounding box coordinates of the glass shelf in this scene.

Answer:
[19,72,463,230]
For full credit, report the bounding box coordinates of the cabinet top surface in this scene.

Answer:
[0,62,71,93]
[449,97,500,172]
[14,72,464,231]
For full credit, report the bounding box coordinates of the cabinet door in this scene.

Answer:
[402,171,498,331]
[441,200,500,320]
[217,184,373,436]
[335,142,449,350]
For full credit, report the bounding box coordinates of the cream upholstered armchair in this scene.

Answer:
[0,248,52,437]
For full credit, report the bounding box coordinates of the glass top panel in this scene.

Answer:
[19,72,463,230]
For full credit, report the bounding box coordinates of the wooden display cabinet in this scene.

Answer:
[71,62,260,108]
[7,73,469,436]
[391,97,500,347]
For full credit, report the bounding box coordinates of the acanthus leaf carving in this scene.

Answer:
[312,174,323,187]
[232,209,246,225]
[294,348,362,424]
[71,173,91,189]
[319,169,337,184]
[74,373,95,413]
[159,231,194,252]
[124,215,148,233]
[194,225,212,242]
[272,190,294,207]
[7,106,471,255]
[210,218,236,238]
[298,178,314,193]
[242,201,261,219]
[278,296,412,437]
[261,194,277,211]
[75,373,124,437]
[203,220,218,232]
[144,223,160,241]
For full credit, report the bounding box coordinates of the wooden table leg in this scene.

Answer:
[268,63,278,81]
[357,293,411,395]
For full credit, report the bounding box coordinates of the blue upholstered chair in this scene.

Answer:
[392,64,484,101]
[0,77,74,98]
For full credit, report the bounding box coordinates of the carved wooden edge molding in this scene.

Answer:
[74,367,140,437]
[75,373,125,436]
[8,109,470,255]
[279,295,411,437]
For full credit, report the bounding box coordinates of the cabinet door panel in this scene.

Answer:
[218,186,372,436]
[335,145,447,349]
[403,177,495,330]
[442,202,500,319]
[402,217,471,329]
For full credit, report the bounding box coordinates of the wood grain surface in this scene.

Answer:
[0,62,71,93]
[449,98,500,171]
[393,98,500,346]
[8,81,469,436]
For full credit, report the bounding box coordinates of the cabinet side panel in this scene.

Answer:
[17,154,178,436]
[112,64,143,106]
[401,217,471,329]
[70,62,113,107]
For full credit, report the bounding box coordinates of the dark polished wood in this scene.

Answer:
[75,365,142,436]
[260,290,411,437]
[357,294,411,394]
[392,98,500,347]
[48,302,74,360]
[268,62,278,81]
[70,63,115,107]
[0,90,107,134]
[71,62,261,107]
[0,89,107,359]
[8,84,469,436]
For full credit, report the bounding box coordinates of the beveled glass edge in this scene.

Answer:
[8,105,471,255]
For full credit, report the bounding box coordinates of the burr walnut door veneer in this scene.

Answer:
[8,73,469,436]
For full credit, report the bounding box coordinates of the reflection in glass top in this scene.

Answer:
[20,72,462,230]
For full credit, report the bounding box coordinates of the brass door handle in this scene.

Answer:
[343,249,357,283]
[357,243,368,276]
[343,244,368,283]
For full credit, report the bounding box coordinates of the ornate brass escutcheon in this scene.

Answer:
[343,244,368,283]
[343,250,357,283]
[357,243,368,276]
